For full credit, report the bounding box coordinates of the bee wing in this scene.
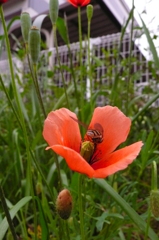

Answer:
[94,123,104,134]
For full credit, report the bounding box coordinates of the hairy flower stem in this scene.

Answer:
[151,161,158,190]
[78,6,84,123]
[33,64,47,118]
[63,14,81,118]
[145,207,151,240]
[54,153,62,191]
[53,24,70,109]
[78,174,85,240]
[87,18,93,111]
[0,184,18,240]
[25,45,46,119]
[126,0,134,115]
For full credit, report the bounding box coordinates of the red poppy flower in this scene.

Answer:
[43,106,143,178]
[0,0,8,4]
[67,0,90,8]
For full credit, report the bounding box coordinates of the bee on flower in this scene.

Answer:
[43,106,143,178]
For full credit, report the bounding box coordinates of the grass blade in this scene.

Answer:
[95,179,158,240]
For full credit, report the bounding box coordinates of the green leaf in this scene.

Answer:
[140,16,159,71]
[35,197,49,240]
[94,179,158,240]
[0,196,32,240]
[132,92,159,122]
[53,84,74,110]
[141,130,154,170]
[56,17,69,44]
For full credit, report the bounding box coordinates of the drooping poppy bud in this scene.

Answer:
[20,12,31,44]
[56,189,72,220]
[150,190,159,218]
[49,0,59,25]
[87,4,93,21]
[29,26,41,64]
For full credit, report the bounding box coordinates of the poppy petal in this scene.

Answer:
[92,141,143,178]
[67,0,90,7]
[88,106,131,158]
[81,0,90,6]
[43,108,81,152]
[49,145,95,178]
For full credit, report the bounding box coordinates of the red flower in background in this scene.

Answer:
[43,106,143,178]
[0,0,8,4]
[68,0,90,8]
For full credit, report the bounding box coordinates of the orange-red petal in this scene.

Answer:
[92,141,143,178]
[49,145,95,177]
[67,0,90,7]
[87,106,131,159]
[43,108,81,152]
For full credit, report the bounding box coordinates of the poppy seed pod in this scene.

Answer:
[49,0,59,25]
[56,189,72,220]
[20,12,31,44]
[29,26,41,64]
[150,190,159,218]
[87,4,93,21]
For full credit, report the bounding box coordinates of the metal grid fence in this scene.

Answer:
[1,32,158,105]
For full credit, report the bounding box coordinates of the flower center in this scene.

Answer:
[80,141,95,163]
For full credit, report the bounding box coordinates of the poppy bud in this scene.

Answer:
[56,189,72,220]
[150,190,159,218]
[20,12,31,44]
[29,26,41,64]
[49,0,59,25]
[87,4,93,21]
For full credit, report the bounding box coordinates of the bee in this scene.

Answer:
[85,123,103,144]
[70,116,104,145]
[70,116,103,164]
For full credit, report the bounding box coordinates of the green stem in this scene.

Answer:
[87,19,93,111]
[33,64,47,118]
[25,44,46,119]
[30,150,55,203]
[78,174,85,240]
[0,75,22,129]
[132,91,159,122]
[78,6,84,122]
[65,221,70,240]
[63,13,82,119]
[151,161,158,190]
[126,1,134,114]
[0,184,18,240]
[145,207,151,240]
[53,24,70,108]
[54,153,62,190]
